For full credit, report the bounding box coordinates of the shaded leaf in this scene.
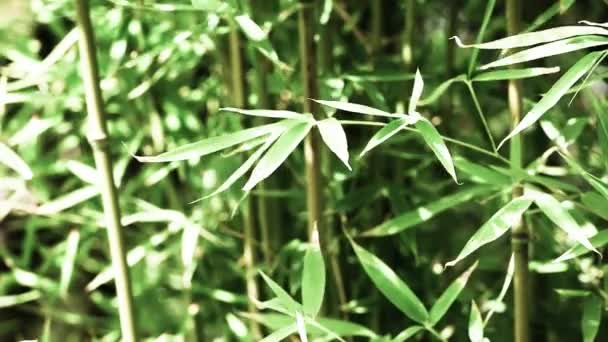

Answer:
[221,107,308,120]
[415,116,458,183]
[302,229,325,317]
[317,117,351,170]
[582,295,602,342]
[428,261,478,326]
[392,326,424,342]
[259,271,301,314]
[554,229,608,263]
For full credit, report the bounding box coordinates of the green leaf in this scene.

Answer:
[360,118,410,157]
[582,191,608,221]
[296,312,308,342]
[0,142,33,180]
[66,160,98,185]
[363,186,496,237]
[317,118,351,170]
[527,189,599,255]
[320,0,333,24]
[243,121,313,191]
[472,67,560,82]
[468,301,484,342]
[235,15,266,41]
[302,229,325,317]
[498,51,604,149]
[554,229,608,263]
[350,239,429,323]
[244,313,376,338]
[392,326,424,342]
[36,186,99,215]
[0,290,41,308]
[480,36,608,71]
[313,99,397,118]
[446,197,533,267]
[582,295,602,342]
[454,157,511,185]
[466,0,496,75]
[221,107,308,120]
[454,25,608,50]
[135,120,292,163]
[525,0,575,32]
[560,152,608,200]
[408,69,423,114]
[484,254,515,325]
[414,116,458,183]
[260,323,298,342]
[428,261,478,326]
[418,75,466,106]
[259,271,301,314]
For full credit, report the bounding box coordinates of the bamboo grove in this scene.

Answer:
[2,0,608,341]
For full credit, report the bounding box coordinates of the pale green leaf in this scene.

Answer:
[350,239,429,323]
[296,312,308,342]
[446,197,533,267]
[418,75,466,106]
[66,160,98,184]
[360,118,410,157]
[472,67,560,82]
[560,152,608,200]
[0,290,40,308]
[363,186,496,237]
[582,295,602,342]
[428,261,478,326]
[221,107,308,120]
[480,36,608,70]
[526,0,575,32]
[260,323,298,342]
[235,15,266,41]
[454,157,511,185]
[59,229,80,296]
[313,99,397,118]
[554,229,608,263]
[243,121,312,190]
[259,271,301,314]
[0,142,33,180]
[408,69,423,114]
[498,51,604,149]
[317,117,351,170]
[302,229,325,317]
[468,301,484,342]
[466,0,496,75]
[484,254,515,325]
[453,26,608,50]
[527,189,599,255]
[392,326,424,342]
[415,116,458,183]
[36,186,99,215]
[582,191,608,221]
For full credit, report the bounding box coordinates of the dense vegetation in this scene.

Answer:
[2,0,608,341]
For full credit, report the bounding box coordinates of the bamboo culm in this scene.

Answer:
[74,0,137,340]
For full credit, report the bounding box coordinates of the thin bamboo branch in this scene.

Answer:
[507,0,530,341]
[402,0,414,67]
[73,0,137,340]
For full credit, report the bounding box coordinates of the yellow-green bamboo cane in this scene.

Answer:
[74,0,137,340]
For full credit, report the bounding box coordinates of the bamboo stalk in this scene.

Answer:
[73,0,137,341]
[228,20,262,340]
[507,0,530,341]
[370,0,382,56]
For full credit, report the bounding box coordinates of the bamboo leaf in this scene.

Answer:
[415,116,458,183]
[480,36,608,70]
[244,313,376,338]
[418,75,467,106]
[526,0,576,32]
[302,228,325,317]
[484,254,515,325]
[317,117,351,170]
[560,152,608,200]
[527,189,600,255]
[554,229,608,263]
[453,26,608,50]
[313,99,397,118]
[296,312,308,342]
[467,0,496,75]
[221,107,308,120]
[582,295,602,342]
[243,121,313,190]
[66,160,98,184]
[363,186,496,237]
[360,118,410,157]
[468,301,484,342]
[498,51,604,149]
[454,157,511,185]
[135,121,292,163]
[408,69,424,114]
[350,239,429,323]
[0,290,41,308]
[260,323,298,342]
[428,261,478,326]
[235,14,266,41]
[36,186,99,215]
[472,67,560,82]
[259,271,301,314]
[392,326,424,342]
[446,197,533,268]
[0,142,33,180]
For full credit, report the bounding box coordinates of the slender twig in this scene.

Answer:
[507,0,530,341]
[74,0,137,340]
[333,1,372,54]
[465,80,497,152]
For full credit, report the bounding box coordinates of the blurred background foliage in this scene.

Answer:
[2,0,608,341]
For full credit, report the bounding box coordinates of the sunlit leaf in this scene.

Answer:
[554,229,608,263]
[484,254,515,325]
[302,228,325,317]
[428,261,478,326]
[392,326,424,342]
[0,142,33,180]
[415,116,458,183]
[446,197,533,267]
[259,271,301,314]
[313,99,397,118]
[221,107,308,120]
[468,301,484,342]
[408,69,424,114]
[317,117,351,170]
[472,67,560,82]
[360,118,410,157]
[260,323,297,342]
[36,186,99,215]
[582,295,602,342]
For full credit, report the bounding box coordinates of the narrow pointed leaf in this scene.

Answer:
[66,160,98,184]
[498,51,603,149]
[135,121,291,163]
[350,239,428,323]
[317,118,351,170]
[472,67,560,82]
[481,36,608,70]
[295,312,308,342]
[0,142,33,180]
[408,69,424,114]
[454,157,511,185]
[243,121,313,191]
[260,323,298,342]
[235,14,266,41]
[415,116,458,183]
[418,75,466,106]
[528,189,600,255]
[313,99,397,118]
[36,186,99,215]
[392,326,424,342]
[468,301,484,342]
[446,197,533,267]
[221,107,308,120]
[302,229,325,317]
[453,26,608,50]
[360,118,409,157]
[466,0,496,75]
[484,254,515,325]
[582,295,602,342]
[363,186,496,237]
[428,261,478,326]
[0,290,41,308]
[259,271,301,314]
[554,230,608,263]
[560,152,608,200]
